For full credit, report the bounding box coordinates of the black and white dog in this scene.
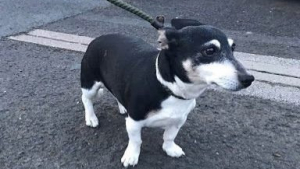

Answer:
[80,19,254,167]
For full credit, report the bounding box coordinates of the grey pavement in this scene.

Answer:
[42,2,300,60]
[0,0,300,169]
[0,0,110,38]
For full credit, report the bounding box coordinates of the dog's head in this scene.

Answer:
[157,19,254,91]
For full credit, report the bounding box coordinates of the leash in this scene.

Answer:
[106,0,164,30]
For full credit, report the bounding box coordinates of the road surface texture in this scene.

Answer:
[0,0,299,169]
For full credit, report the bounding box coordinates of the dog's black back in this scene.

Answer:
[81,34,170,120]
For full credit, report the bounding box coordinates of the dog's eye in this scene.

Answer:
[231,43,236,51]
[203,47,216,56]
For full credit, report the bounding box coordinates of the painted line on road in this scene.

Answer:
[235,52,300,78]
[28,29,93,45]
[248,70,300,88]
[211,80,300,106]
[9,34,87,52]
[8,29,300,89]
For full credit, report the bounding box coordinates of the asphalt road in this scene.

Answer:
[0,0,109,38]
[0,0,300,169]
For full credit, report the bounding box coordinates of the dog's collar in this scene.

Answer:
[155,52,189,100]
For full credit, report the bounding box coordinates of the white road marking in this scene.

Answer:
[28,29,93,45]
[8,29,300,105]
[212,81,300,106]
[9,34,87,52]
[249,70,300,88]
[235,52,300,78]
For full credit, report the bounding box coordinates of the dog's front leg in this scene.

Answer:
[121,117,142,167]
[162,126,185,157]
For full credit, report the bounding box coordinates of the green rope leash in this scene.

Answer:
[106,0,164,29]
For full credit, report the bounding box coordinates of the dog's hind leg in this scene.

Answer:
[81,82,102,127]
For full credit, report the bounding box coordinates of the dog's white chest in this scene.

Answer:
[144,97,196,128]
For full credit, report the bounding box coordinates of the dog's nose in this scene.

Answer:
[238,74,255,88]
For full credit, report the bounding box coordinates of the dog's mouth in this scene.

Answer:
[208,72,255,92]
[210,80,246,92]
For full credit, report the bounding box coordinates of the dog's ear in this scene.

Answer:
[171,18,204,30]
[158,28,180,50]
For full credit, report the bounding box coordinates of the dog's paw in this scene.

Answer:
[85,113,99,127]
[163,142,185,157]
[121,146,140,167]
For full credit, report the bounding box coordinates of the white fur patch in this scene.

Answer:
[228,38,234,46]
[157,30,169,49]
[145,96,195,157]
[155,54,208,99]
[205,39,221,49]
[121,96,196,166]
[163,140,185,157]
[97,88,104,98]
[143,96,196,128]
[163,125,185,157]
[81,82,103,127]
[117,101,127,114]
[182,59,201,83]
[121,117,143,167]
[195,60,240,90]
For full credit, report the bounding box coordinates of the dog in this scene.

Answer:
[80,18,254,167]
